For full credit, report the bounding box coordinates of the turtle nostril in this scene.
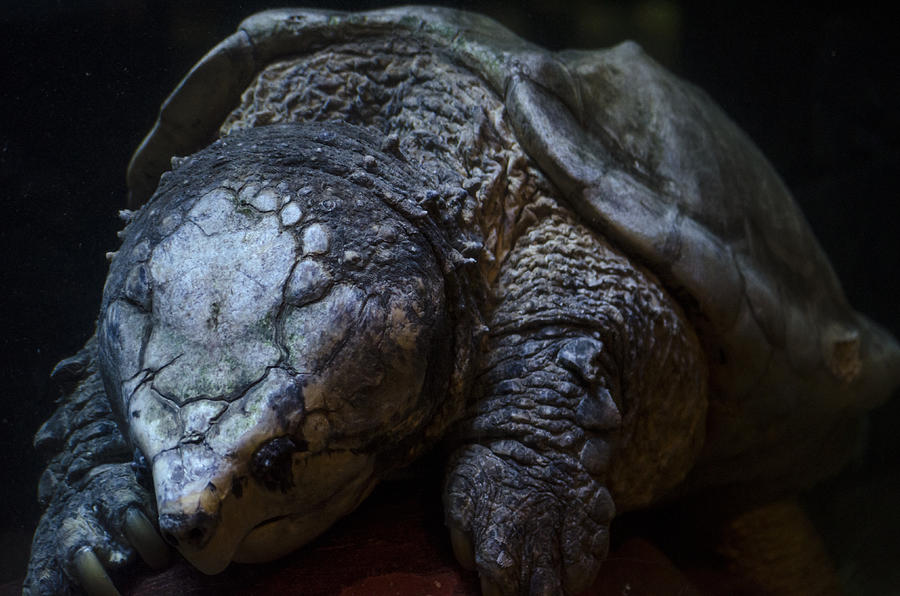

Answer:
[158,511,217,549]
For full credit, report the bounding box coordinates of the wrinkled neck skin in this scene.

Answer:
[97,123,479,573]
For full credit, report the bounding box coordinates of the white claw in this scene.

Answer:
[73,547,121,596]
[124,508,170,569]
[449,526,476,571]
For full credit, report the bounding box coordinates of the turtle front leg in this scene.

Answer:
[444,210,708,595]
[25,336,169,596]
[443,331,618,595]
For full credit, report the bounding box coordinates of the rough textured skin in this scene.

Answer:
[25,6,900,596]
[480,211,706,511]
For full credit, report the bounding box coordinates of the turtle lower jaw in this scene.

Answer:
[232,473,381,564]
[204,470,379,570]
[231,512,334,563]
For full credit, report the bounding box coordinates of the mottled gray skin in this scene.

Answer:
[25,7,900,596]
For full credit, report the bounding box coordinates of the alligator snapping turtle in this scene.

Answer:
[25,6,900,596]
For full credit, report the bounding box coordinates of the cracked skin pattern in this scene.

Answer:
[24,8,900,596]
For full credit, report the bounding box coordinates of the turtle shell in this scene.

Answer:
[126,7,900,467]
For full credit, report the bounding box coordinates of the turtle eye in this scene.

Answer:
[250,436,308,492]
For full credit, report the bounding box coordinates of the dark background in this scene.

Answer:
[1,1,898,592]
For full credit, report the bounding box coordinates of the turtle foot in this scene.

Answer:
[24,463,168,596]
[444,442,614,595]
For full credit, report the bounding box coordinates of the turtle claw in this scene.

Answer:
[68,509,169,596]
[74,547,121,596]
[25,463,163,596]
[124,508,170,569]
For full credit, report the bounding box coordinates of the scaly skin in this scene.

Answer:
[445,210,707,594]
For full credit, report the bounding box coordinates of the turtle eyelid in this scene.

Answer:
[249,436,307,492]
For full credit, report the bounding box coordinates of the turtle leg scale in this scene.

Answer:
[444,328,618,595]
[444,208,707,595]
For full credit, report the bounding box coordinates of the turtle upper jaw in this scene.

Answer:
[153,446,378,575]
[138,365,380,575]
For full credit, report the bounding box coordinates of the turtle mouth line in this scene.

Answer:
[252,515,289,531]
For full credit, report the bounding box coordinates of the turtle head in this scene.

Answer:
[97,124,451,573]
